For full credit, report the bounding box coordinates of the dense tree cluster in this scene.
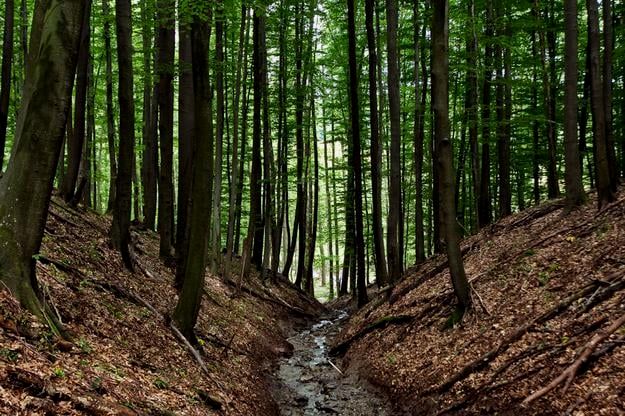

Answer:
[0,0,623,337]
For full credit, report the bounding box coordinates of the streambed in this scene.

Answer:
[271,310,392,415]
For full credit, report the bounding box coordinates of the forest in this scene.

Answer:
[0,0,624,414]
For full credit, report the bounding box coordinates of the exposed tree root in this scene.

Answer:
[523,312,625,405]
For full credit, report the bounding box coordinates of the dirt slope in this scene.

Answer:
[0,196,322,415]
[333,192,625,415]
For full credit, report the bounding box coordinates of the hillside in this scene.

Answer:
[0,196,322,415]
[332,192,625,415]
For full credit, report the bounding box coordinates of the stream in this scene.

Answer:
[271,310,392,415]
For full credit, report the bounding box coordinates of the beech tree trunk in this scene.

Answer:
[365,0,388,286]
[386,0,403,283]
[0,0,84,322]
[104,0,117,213]
[0,0,14,169]
[157,0,175,259]
[110,0,135,271]
[587,0,615,208]
[432,0,471,312]
[172,10,214,340]
[60,0,91,202]
[563,0,585,208]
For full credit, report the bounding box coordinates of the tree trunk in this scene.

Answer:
[172,10,214,341]
[225,4,248,280]
[174,10,194,288]
[110,0,135,271]
[103,0,117,213]
[479,0,493,228]
[386,0,403,283]
[212,0,225,272]
[432,0,471,312]
[466,0,479,232]
[563,0,585,209]
[0,0,14,169]
[603,0,618,190]
[60,0,91,202]
[587,0,615,208]
[365,0,388,286]
[0,0,84,322]
[157,0,175,259]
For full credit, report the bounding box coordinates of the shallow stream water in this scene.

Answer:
[271,310,392,415]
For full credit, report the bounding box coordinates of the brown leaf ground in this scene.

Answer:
[333,192,625,415]
[0,195,322,415]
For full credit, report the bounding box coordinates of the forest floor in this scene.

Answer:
[332,190,625,415]
[0,194,325,415]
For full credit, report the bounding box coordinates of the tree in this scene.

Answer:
[0,0,85,323]
[347,0,368,307]
[172,5,213,340]
[103,0,117,213]
[0,0,14,169]
[157,0,176,259]
[386,0,403,283]
[563,0,585,209]
[432,0,471,312]
[110,0,136,271]
[59,0,91,203]
[586,0,615,208]
[365,0,388,286]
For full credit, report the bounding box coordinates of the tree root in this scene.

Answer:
[523,312,625,405]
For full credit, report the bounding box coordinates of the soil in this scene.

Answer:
[271,310,392,416]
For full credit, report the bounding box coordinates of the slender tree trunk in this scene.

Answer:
[212,0,225,272]
[564,0,585,209]
[0,0,84,322]
[531,29,541,205]
[173,10,214,341]
[587,0,615,208]
[103,0,117,213]
[466,0,479,232]
[323,113,334,300]
[432,0,471,312]
[603,0,618,190]
[225,4,248,280]
[157,0,176,259]
[110,0,135,271]
[479,0,493,228]
[386,0,403,283]
[496,0,511,218]
[0,0,14,169]
[365,0,388,285]
[60,0,91,202]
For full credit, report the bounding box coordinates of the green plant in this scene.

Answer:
[0,348,19,362]
[52,367,66,378]
[153,377,168,389]
[77,338,93,354]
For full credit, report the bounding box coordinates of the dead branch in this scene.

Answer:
[330,314,413,356]
[523,312,625,405]
[425,275,622,396]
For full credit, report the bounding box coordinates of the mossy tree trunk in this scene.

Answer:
[0,0,85,321]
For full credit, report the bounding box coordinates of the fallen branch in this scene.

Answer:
[523,312,625,405]
[330,315,413,356]
[425,275,623,395]
[170,322,210,375]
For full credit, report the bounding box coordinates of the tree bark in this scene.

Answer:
[157,0,176,259]
[0,0,14,169]
[365,0,388,286]
[432,0,471,312]
[386,0,403,283]
[173,10,214,341]
[110,0,135,271]
[563,0,585,209]
[0,0,84,322]
[479,0,493,228]
[60,0,91,202]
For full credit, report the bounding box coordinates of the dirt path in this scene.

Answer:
[271,310,392,415]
